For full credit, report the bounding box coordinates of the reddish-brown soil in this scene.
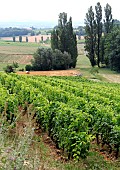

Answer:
[17,69,81,76]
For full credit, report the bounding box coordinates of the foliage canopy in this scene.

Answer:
[31,47,71,71]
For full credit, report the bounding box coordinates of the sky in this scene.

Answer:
[0,0,120,26]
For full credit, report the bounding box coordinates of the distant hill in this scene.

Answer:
[0,27,33,37]
[0,21,57,29]
[0,21,82,29]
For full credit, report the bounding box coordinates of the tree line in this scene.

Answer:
[0,27,34,37]
[30,3,120,72]
[85,2,120,72]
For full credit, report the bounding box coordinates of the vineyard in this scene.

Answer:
[0,72,120,160]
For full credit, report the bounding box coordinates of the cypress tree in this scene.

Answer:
[51,29,59,50]
[85,6,96,67]
[13,36,15,42]
[104,3,114,34]
[66,17,78,68]
[51,12,78,68]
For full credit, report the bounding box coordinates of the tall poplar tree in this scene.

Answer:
[85,6,96,67]
[95,2,102,67]
[58,12,68,53]
[100,3,113,65]
[104,3,113,34]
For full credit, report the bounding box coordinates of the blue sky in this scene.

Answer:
[0,0,119,24]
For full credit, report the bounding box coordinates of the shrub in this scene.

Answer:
[25,64,33,71]
[4,65,15,73]
[19,68,24,71]
[12,62,19,69]
[31,48,53,71]
[31,48,71,71]
[53,49,71,70]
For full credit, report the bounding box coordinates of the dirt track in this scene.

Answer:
[17,70,81,76]
[101,74,120,83]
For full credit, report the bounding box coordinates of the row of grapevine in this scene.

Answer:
[0,73,120,158]
[0,73,92,159]
[17,77,120,155]
[0,82,19,122]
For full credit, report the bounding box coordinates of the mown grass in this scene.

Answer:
[0,40,46,55]
[0,40,44,47]
[0,63,26,71]
[76,43,120,82]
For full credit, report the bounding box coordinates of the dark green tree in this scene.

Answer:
[19,35,22,42]
[51,12,78,68]
[100,3,113,65]
[85,6,96,67]
[26,37,28,42]
[4,65,14,73]
[35,37,37,43]
[12,62,19,70]
[13,36,15,42]
[104,3,113,34]
[31,47,71,71]
[51,29,59,50]
[41,36,43,42]
[25,64,32,71]
[104,27,120,71]
[66,17,78,68]
[31,48,53,71]
[99,36,105,64]
[52,49,71,70]
[57,12,68,53]
[95,2,102,67]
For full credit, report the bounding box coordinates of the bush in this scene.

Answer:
[31,48,71,71]
[19,68,24,71]
[12,62,19,69]
[25,65,32,71]
[31,48,53,71]
[53,49,71,70]
[4,65,15,73]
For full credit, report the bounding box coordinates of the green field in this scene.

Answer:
[0,40,50,71]
[0,41,85,68]
[0,40,120,84]
[0,41,45,54]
